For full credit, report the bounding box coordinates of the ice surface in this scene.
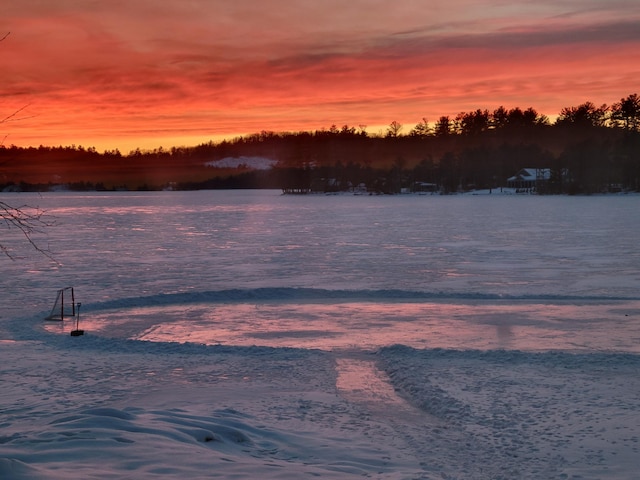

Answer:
[2,190,640,479]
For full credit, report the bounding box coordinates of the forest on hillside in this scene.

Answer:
[2,94,639,194]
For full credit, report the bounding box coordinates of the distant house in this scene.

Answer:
[413,181,438,193]
[506,168,551,190]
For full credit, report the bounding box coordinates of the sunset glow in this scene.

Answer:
[3,1,640,152]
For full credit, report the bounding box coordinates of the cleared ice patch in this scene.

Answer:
[42,292,640,353]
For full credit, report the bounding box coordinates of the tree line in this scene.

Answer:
[1,93,639,194]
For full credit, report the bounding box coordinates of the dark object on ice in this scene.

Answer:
[70,302,84,337]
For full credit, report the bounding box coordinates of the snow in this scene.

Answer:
[1,328,422,479]
[2,191,640,479]
[3,328,639,479]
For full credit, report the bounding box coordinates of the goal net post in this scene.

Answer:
[44,287,75,321]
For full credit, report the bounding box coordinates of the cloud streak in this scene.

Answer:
[2,0,640,150]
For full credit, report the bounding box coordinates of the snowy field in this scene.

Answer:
[2,190,640,479]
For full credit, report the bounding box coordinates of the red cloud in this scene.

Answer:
[3,1,640,150]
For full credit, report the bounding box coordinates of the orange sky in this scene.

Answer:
[2,1,640,152]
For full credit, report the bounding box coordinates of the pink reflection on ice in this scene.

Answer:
[49,300,640,353]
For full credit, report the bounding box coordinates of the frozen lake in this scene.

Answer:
[2,190,640,479]
[3,190,640,352]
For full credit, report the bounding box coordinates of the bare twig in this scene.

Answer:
[1,104,33,125]
[0,200,57,261]
[1,31,56,261]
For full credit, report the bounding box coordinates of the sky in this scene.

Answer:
[2,1,640,152]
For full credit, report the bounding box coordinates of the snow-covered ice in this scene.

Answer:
[2,191,639,479]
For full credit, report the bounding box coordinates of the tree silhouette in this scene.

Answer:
[456,109,490,135]
[409,118,431,138]
[386,120,403,138]
[491,106,509,129]
[434,116,452,137]
[556,102,608,128]
[611,93,640,132]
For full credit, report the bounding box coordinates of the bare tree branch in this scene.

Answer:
[0,200,57,260]
[1,104,33,125]
[1,31,56,261]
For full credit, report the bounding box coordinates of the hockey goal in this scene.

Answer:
[44,287,76,321]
